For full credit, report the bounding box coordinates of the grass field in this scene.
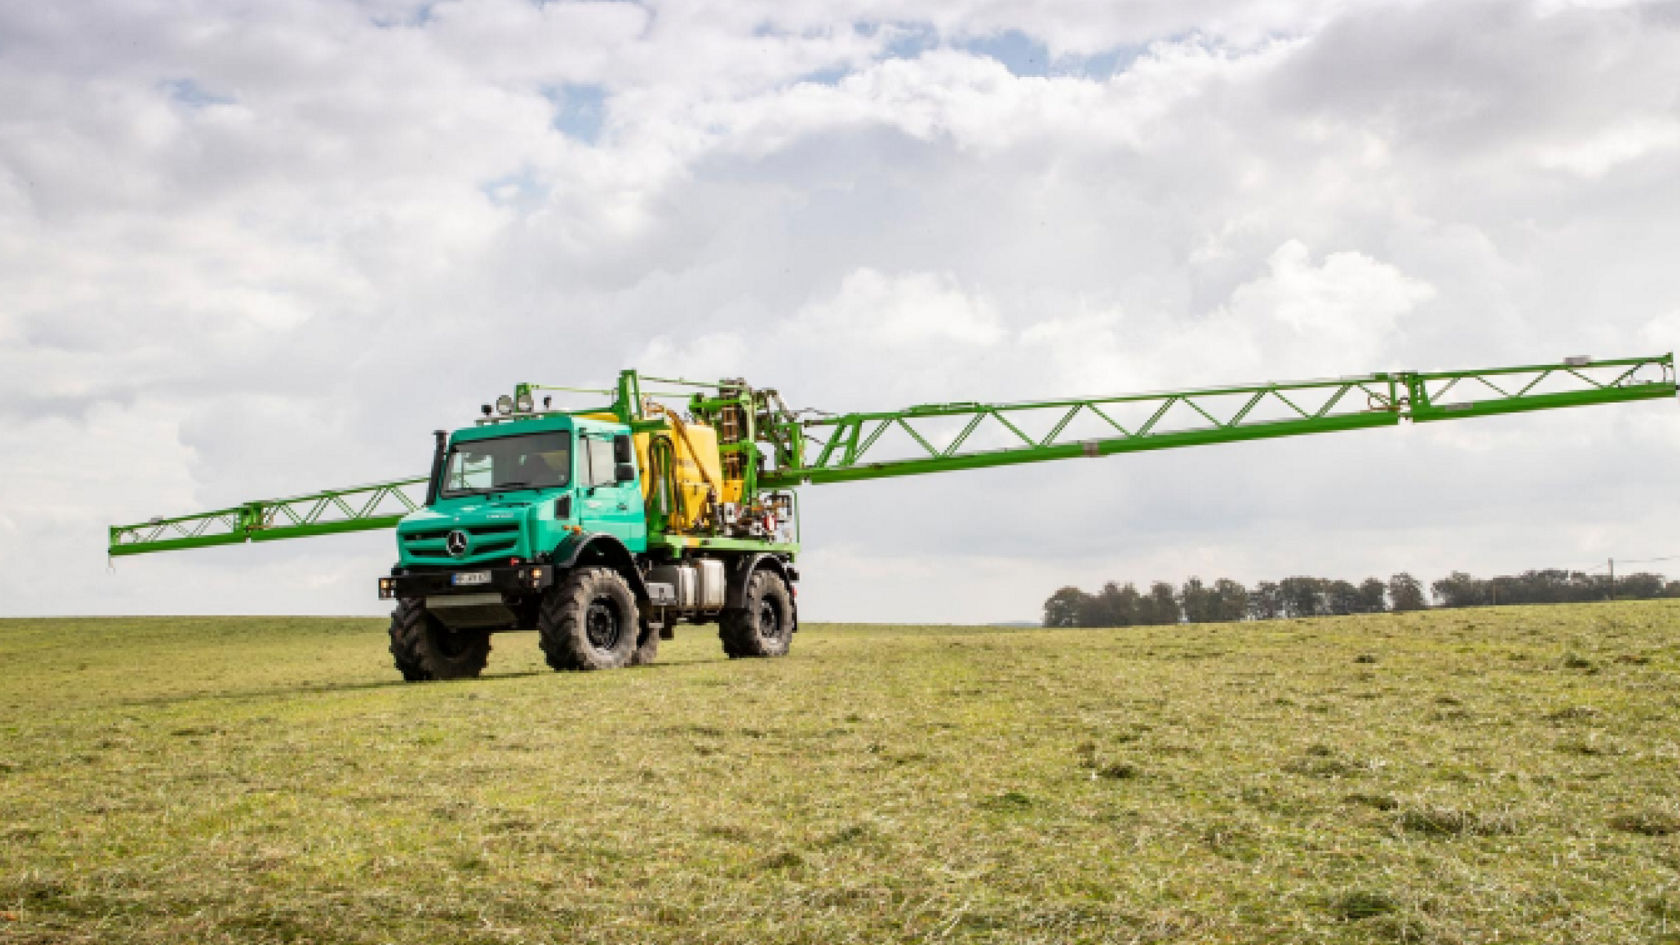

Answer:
[2,603,1678,944]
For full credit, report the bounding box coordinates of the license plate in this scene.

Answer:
[451,571,492,587]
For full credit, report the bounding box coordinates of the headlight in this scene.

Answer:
[495,395,514,415]
[515,392,534,413]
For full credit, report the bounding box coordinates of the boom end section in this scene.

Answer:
[1401,354,1676,423]
[107,478,428,557]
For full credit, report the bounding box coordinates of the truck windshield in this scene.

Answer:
[441,432,571,497]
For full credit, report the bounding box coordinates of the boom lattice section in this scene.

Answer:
[109,477,428,557]
[759,355,1675,486]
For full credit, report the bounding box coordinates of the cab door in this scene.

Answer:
[577,432,647,551]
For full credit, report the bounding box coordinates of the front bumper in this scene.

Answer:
[378,564,555,600]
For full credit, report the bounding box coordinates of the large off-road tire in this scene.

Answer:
[388,598,491,682]
[538,567,639,671]
[718,569,794,659]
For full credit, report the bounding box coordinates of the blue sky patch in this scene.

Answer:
[547,84,607,144]
[369,2,436,29]
[959,29,1142,79]
[479,169,547,211]
[880,21,938,61]
[834,22,1139,82]
[162,78,234,107]
[960,30,1050,77]
[795,64,852,87]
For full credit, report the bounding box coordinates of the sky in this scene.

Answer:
[3,0,1680,623]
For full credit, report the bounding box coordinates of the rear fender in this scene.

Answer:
[726,554,799,633]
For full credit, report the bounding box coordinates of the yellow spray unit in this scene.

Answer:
[588,409,743,534]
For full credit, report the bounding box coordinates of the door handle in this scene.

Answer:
[616,503,628,510]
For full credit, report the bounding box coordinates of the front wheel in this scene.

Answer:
[538,567,639,671]
[630,614,660,667]
[719,570,794,659]
[388,598,491,681]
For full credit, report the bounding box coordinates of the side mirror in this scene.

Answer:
[614,434,633,464]
[614,462,636,483]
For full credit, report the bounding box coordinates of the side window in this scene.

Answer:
[586,436,617,487]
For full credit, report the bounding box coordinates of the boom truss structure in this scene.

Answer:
[108,353,1675,556]
[761,354,1675,486]
[109,478,427,557]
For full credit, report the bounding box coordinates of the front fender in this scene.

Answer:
[550,532,651,602]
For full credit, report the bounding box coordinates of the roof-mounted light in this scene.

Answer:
[495,395,514,415]
[515,392,534,413]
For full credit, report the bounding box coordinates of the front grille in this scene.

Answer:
[402,522,522,561]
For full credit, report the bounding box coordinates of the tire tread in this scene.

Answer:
[539,567,638,671]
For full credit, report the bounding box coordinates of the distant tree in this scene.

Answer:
[1278,576,1325,618]
[1248,581,1283,620]
[1388,573,1427,612]
[1554,570,1592,602]
[1095,581,1143,627]
[1180,576,1220,623]
[1618,572,1665,599]
[1051,564,1675,628]
[1212,578,1250,622]
[1325,580,1361,616]
[1432,571,1488,608]
[1510,569,1576,604]
[1043,586,1091,628]
[1138,581,1182,625]
[1078,586,1112,627]
[1356,577,1388,614]
[1575,571,1612,602]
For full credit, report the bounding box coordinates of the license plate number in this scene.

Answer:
[451,571,492,587]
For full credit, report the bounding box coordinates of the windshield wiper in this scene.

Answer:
[440,480,553,499]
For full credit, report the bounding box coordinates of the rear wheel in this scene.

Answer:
[719,570,794,659]
[539,567,638,671]
[388,598,491,681]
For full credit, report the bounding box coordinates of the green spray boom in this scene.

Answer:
[108,353,1676,556]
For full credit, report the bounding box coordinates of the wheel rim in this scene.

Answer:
[757,599,781,640]
[586,596,622,651]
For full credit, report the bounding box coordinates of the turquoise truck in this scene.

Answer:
[110,355,1677,680]
[376,403,801,679]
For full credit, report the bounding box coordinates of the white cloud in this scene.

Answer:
[1218,239,1435,371]
[3,0,1680,624]
[1639,309,1680,358]
[1011,240,1435,393]
[795,268,1005,346]
[1536,116,1680,177]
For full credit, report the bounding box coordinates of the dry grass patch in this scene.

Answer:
[1,601,1678,943]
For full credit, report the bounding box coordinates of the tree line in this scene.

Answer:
[1043,568,1678,628]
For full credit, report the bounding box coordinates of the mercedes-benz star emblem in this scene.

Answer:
[445,530,469,557]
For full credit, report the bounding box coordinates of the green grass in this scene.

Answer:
[2,602,1678,943]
